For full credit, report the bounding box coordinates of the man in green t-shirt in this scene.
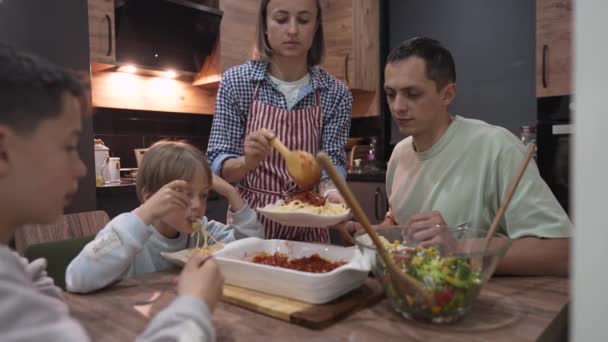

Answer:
[348,37,570,277]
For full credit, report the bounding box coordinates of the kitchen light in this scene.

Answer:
[123,65,137,73]
[164,70,177,79]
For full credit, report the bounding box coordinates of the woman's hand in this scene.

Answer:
[134,180,190,225]
[243,129,275,170]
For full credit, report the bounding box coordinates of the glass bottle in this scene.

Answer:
[366,137,379,171]
[520,125,537,159]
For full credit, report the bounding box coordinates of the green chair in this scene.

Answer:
[14,210,110,290]
[24,236,95,289]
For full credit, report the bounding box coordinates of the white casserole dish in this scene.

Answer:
[161,237,371,304]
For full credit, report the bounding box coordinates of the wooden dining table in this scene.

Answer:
[65,271,568,342]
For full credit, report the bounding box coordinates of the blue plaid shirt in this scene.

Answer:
[207,60,352,180]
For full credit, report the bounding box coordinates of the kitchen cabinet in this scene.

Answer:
[193,0,259,87]
[348,181,387,224]
[536,0,572,97]
[218,0,260,73]
[322,0,379,92]
[88,0,116,65]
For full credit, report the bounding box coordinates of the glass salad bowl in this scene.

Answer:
[355,226,511,323]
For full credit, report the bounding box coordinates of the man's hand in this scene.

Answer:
[331,220,399,246]
[405,211,456,252]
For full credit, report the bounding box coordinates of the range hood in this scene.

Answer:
[114,0,223,76]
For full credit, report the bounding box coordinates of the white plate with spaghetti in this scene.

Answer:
[161,219,225,266]
[161,245,224,267]
[257,199,351,228]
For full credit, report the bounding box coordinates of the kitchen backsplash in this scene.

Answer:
[93,108,213,168]
[350,116,382,137]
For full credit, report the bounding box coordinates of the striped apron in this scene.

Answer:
[234,82,329,243]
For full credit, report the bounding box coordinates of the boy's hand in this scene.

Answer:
[134,180,190,225]
[177,255,224,312]
[211,174,244,211]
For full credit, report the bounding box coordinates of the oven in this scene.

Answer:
[536,96,571,214]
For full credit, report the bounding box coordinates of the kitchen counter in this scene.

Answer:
[66,271,568,341]
[96,181,139,218]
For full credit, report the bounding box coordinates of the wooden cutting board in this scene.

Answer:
[221,278,384,329]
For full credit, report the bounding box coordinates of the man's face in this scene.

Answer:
[0,92,87,225]
[384,57,455,137]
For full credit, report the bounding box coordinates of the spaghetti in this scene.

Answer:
[189,219,224,257]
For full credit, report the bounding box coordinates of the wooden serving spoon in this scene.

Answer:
[471,143,536,272]
[271,137,321,190]
[316,152,434,307]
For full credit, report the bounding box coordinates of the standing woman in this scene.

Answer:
[207,0,352,243]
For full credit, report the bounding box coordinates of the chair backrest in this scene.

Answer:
[14,210,110,254]
[25,236,96,289]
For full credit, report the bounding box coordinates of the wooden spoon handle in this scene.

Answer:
[316,152,431,303]
[270,138,290,159]
[483,143,536,246]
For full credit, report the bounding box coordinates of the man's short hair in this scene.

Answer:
[0,44,87,135]
[386,37,456,90]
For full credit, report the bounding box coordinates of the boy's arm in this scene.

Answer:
[65,212,154,293]
[201,204,264,246]
[12,252,64,300]
[135,296,215,342]
[137,254,222,342]
[228,203,264,239]
[206,174,264,240]
[0,249,90,341]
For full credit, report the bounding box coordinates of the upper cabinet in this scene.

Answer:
[536,0,572,97]
[322,0,379,92]
[87,0,116,65]
[218,0,259,73]
[201,0,380,92]
[193,0,258,87]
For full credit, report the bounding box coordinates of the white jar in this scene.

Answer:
[106,157,121,183]
[94,140,109,185]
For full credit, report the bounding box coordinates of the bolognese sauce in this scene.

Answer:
[284,191,326,207]
[251,252,346,273]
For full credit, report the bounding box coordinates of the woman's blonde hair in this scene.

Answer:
[252,0,325,66]
[135,140,211,203]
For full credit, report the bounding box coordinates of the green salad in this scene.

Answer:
[379,241,482,322]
